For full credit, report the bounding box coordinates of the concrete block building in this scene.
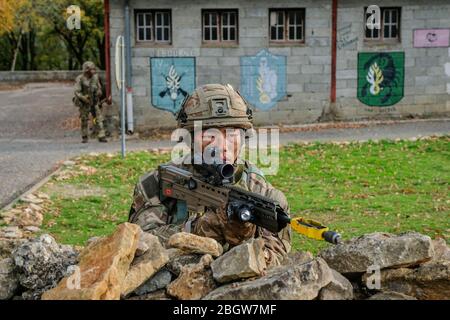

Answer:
[104,0,450,131]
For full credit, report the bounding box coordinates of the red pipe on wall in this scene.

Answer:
[330,0,337,103]
[104,0,112,102]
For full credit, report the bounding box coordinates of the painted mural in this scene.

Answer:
[150,57,196,114]
[240,49,286,111]
[413,29,450,48]
[357,52,404,107]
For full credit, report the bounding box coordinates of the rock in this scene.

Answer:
[351,281,371,300]
[29,203,43,212]
[127,289,171,300]
[166,254,203,276]
[10,208,43,227]
[168,232,223,257]
[35,192,50,200]
[280,251,314,266]
[148,224,182,248]
[367,291,417,300]
[0,210,16,224]
[134,269,172,296]
[86,236,103,247]
[42,223,140,300]
[211,238,266,284]
[428,238,450,263]
[166,248,185,260]
[20,194,44,204]
[13,234,78,300]
[0,226,23,239]
[319,232,434,274]
[363,260,450,300]
[121,233,169,297]
[135,232,158,257]
[204,257,333,300]
[318,269,354,300]
[0,258,19,300]
[23,226,40,233]
[167,254,216,300]
[63,161,76,166]
[0,238,26,260]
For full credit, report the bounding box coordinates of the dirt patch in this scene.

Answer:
[0,83,25,91]
[44,183,108,199]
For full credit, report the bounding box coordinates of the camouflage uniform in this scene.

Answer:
[73,62,106,141]
[128,84,291,267]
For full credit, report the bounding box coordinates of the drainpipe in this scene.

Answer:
[104,0,111,102]
[125,0,134,134]
[330,0,337,103]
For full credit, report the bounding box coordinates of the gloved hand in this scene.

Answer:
[79,95,91,104]
[193,208,256,247]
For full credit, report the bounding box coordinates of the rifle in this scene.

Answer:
[158,164,342,245]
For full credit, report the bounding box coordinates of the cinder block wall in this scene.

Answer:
[109,0,450,131]
[335,0,450,120]
[110,0,332,130]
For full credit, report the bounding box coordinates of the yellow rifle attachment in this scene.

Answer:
[290,217,342,244]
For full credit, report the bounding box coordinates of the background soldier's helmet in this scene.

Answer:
[176,84,253,131]
[82,61,96,73]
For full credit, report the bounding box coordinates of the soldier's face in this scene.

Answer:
[86,68,96,78]
[195,128,243,164]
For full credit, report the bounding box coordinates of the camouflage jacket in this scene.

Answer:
[128,161,292,256]
[73,73,102,107]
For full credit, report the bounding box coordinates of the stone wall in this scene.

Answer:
[0,71,105,83]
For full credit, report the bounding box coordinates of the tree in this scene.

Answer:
[35,0,104,70]
[0,0,105,71]
[0,0,35,70]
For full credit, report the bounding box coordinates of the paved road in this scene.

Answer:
[0,82,449,208]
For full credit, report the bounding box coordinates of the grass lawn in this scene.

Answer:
[31,137,449,254]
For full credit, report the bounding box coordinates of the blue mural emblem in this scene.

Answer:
[240,49,286,111]
[150,57,196,114]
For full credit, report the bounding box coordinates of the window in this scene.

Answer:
[135,10,171,44]
[269,9,305,43]
[365,7,400,41]
[202,10,238,44]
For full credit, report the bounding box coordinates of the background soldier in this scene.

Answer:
[73,61,107,143]
[128,84,291,268]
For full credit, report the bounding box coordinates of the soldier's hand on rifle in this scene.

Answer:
[218,208,256,246]
[79,95,91,104]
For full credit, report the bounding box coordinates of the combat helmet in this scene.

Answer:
[176,84,253,131]
[82,61,96,73]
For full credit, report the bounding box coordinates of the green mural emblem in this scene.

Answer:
[357,52,404,107]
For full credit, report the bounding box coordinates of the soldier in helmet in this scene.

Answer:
[73,61,108,143]
[128,84,291,267]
